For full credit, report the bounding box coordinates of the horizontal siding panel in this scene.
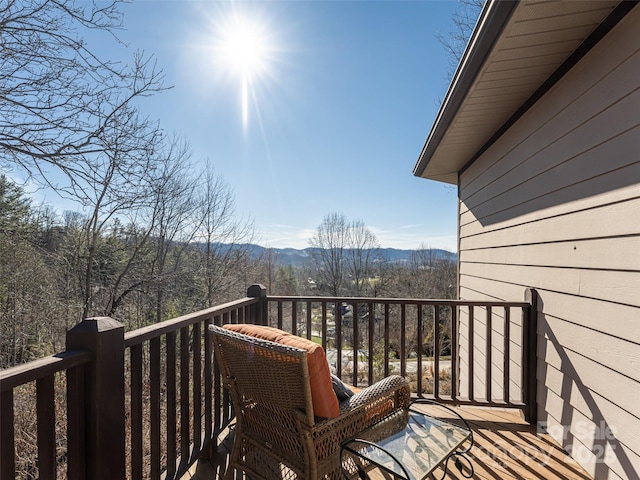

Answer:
[542,388,640,480]
[468,53,640,203]
[460,161,640,229]
[461,262,577,296]
[460,192,640,244]
[459,276,536,301]
[542,314,639,381]
[539,290,640,344]
[541,378,640,458]
[537,336,640,416]
[462,22,640,192]
[462,106,640,218]
[459,236,640,271]
[460,263,640,307]
[459,285,640,349]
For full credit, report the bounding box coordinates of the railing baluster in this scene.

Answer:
[400,303,406,376]
[368,301,374,386]
[451,305,458,401]
[504,307,511,403]
[204,317,213,445]
[384,303,390,378]
[486,306,492,402]
[66,364,85,480]
[416,304,423,396]
[306,301,312,339]
[1,390,15,480]
[193,321,202,450]
[130,344,143,480]
[150,337,161,480]
[180,326,190,465]
[36,376,55,480]
[291,300,298,336]
[277,300,283,330]
[321,302,328,351]
[434,304,440,399]
[336,303,343,378]
[352,301,358,386]
[468,305,474,402]
[166,331,177,477]
[213,314,226,430]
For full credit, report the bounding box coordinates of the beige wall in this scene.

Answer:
[457,7,640,480]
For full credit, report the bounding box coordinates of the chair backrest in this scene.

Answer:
[209,325,316,426]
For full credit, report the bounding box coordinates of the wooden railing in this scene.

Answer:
[1,285,537,479]
[1,349,91,480]
[261,289,536,419]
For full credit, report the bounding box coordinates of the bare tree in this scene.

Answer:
[345,219,381,296]
[145,136,200,322]
[256,247,279,294]
[74,106,160,318]
[436,0,485,80]
[308,212,349,296]
[308,213,381,297]
[94,135,199,322]
[0,0,166,190]
[0,176,61,366]
[196,161,256,307]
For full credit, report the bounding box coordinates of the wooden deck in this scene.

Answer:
[182,406,592,480]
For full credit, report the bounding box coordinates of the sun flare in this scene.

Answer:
[212,12,276,129]
[219,18,268,78]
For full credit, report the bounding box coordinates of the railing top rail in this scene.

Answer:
[124,296,258,347]
[0,349,91,392]
[265,295,530,308]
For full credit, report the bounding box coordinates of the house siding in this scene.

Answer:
[457,6,640,480]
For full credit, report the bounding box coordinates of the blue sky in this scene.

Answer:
[45,0,464,251]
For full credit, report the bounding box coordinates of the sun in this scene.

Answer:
[212,12,276,129]
[218,16,269,79]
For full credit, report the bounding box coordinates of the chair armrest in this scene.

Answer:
[345,375,411,411]
[301,375,410,462]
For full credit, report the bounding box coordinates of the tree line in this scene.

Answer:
[0,183,456,368]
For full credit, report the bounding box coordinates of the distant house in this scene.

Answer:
[414,1,639,479]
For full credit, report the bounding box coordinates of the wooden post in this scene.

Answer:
[247,284,268,326]
[523,289,538,424]
[66,317,125,480]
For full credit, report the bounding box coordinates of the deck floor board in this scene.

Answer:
[181,406,591,480]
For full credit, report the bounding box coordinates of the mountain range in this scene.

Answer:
[239,244,457,267]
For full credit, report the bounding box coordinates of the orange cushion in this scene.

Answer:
[223,324,340,418]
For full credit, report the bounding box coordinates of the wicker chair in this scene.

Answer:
[209,325,411,480]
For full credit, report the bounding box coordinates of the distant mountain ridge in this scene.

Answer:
[239,244,457,267]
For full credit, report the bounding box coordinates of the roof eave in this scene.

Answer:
[413,0,518,183]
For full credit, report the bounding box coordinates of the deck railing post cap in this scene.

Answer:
[247,284,267,298]
[68,316,124,334]
[524,288,538,303]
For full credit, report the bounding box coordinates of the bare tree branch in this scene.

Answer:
[0,0,168,190]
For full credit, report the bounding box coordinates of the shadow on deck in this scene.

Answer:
[181,406,592,480]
